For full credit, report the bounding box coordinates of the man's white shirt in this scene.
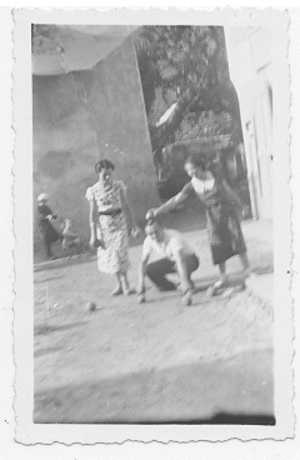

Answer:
[142,229,195,261]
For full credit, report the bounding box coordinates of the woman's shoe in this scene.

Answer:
[182,288,193,306]
[138,293,146,304]
[111,285,123,296]
[123,287,136,296]
[207,278,228,297]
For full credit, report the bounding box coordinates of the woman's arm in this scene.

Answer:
[88,198,98,246]
[154,182,194,216]
[86,187,100,246]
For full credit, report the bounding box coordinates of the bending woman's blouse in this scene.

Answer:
[86,180,130,274]
[176,176,246,265]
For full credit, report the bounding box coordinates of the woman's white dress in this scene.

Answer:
[86,180,129,274]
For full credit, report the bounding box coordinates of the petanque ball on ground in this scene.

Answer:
[86,301,97,312]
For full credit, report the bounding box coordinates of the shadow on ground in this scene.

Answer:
[120,413,276,425]
[35,321,88,336]
[35,274,64,284]
[34,346,63,358]
[34,348,274,425]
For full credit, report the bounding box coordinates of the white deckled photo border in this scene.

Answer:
[13,7,293,444]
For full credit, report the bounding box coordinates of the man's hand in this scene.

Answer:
[90,237,104,249]
[94,239,105,249]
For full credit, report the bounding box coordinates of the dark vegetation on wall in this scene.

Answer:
[134,25,251,214]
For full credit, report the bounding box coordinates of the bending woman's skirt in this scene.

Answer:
[206,203,247,265]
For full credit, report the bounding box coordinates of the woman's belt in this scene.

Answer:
[98,208,122,217]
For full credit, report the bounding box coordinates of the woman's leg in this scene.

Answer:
[120,271,130,294]
[239,251,251,275]
[218,262,227,283]
[112,271,123,296]
[120,271,135,295]
[207,261,228,297]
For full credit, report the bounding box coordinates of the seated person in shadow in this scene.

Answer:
[37,193,62,260]
[137,218,199,306]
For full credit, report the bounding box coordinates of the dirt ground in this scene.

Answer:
[34,221,274,424]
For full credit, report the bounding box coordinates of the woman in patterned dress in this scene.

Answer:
[148,154,250,293]
[86,159,138,296]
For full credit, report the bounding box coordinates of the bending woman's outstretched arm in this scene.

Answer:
[152,182,194,217]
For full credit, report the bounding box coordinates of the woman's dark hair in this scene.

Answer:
[94,159,115,174]
[185,154,207,171]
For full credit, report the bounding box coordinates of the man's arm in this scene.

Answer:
[137,252,150,294]
[137,238,151,294]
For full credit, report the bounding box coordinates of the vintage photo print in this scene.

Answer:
[13,9,293,443]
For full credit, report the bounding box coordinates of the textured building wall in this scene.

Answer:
[33,38,158,259]
[225,27,273,220]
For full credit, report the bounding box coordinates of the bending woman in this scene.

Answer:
[148,154,250,292]
[86,159,138,296]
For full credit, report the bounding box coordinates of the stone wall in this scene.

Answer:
[33,38,158,259]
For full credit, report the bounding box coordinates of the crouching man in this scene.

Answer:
[137,219,199,305]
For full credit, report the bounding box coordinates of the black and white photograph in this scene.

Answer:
[12,9,293,443]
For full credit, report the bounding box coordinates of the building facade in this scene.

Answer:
[33,34,158,259]
[225,27,274,220]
